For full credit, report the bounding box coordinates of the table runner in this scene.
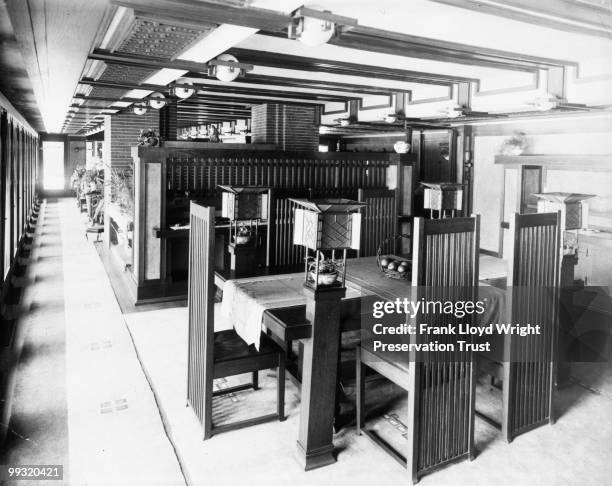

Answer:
[221,273,364,349]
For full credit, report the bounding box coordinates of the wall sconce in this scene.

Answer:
[171,78,196,99]
[132,102,148,115]
[148,92,167,110]
[289,6,358,47]
[208,54,253,82]
[291,198,365,290]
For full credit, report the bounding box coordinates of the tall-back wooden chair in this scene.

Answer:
[477,211,561,442]
[186,202,285,440]
[357,188,398,257]
[356,216,479,484]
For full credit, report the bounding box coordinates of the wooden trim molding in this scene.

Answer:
[406,86,454,105]
[474,71,540,97]
[358,95,393,111]
[323,102,348,115]
[495,154,612,171]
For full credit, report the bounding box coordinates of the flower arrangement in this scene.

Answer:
[107,166,134,215]
[137,129,160,147]
[70,166,86,194]
[306,253,344,286]
[500,132,527,155]
[234,223,253,245]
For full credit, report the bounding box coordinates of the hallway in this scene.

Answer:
[1,199,184,485]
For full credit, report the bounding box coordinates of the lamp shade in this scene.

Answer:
[421,182,464,211]
[291,198,365,250]
[213,54,241,82]
[534,192,595,230]
[132,103,148,115]
[148,92,167,109]
[173,79,195,99]
[219,185,269,220]
[298,15,335,46]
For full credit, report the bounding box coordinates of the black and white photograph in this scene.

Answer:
[0,1,611,485]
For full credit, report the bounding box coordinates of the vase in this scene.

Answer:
[309,271,338,286]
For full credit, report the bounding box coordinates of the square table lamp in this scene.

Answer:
[291,198,366,290]
[421,182,464,218]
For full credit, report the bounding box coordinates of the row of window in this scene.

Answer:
[0,108,38,285]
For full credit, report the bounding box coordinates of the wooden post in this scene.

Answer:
[297,285,346,471]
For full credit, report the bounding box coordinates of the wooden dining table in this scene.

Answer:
[216,254,508,469]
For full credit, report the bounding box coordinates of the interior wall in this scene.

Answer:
[471,124,612,256]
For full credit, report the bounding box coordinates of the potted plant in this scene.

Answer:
[500,132,527,155]
[307,254,342,286]
[234,224,252,245]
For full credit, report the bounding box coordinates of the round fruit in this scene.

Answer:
[387,261,398,271]
[397,264,407,273]
[380,257,393,267]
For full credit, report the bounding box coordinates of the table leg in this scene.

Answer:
[297,286,345,471]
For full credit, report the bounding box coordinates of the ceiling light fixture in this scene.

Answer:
[289,6,358,47]
[133,102,148,115]
[172,79,196,99]
[148,92,167,109]
[208,54,253,82]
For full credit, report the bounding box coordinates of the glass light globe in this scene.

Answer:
[214,54,240,82]
[133,103,148,115]
[299,16,335,46]
[149,92,166,109]
[174,79,195,99]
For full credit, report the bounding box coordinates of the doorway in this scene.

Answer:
[42,141,65,191]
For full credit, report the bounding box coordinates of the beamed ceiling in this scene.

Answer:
[1,0,611,135]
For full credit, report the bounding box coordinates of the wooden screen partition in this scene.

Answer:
[409,216,479,481]
[502,211,561,441]
[0,105,39,446]
[358,188,398,257]
[186,203,215,431]
[127,142,415,303]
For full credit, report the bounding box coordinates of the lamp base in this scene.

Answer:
[228,243,257,273]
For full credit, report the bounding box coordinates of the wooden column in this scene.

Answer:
[297,285,346,470]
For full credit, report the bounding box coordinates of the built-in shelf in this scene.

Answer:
[495,154,612,171]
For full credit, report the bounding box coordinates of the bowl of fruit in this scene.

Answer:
[377,235,412,279]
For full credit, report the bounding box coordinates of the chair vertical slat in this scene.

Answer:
[501,212,561,441]
[406,216,479,479]
[187,203,215,438]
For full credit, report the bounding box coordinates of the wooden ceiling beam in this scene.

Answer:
[88,49,210,73]
[326,26,578,71]
[227,48,476,85]
[185,72,412,96]
[73,94,252,109]
[78,78,350,102]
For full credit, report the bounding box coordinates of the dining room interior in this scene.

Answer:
[0,0,611,485]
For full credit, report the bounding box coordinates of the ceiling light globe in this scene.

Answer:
[214,54,241,82]
[174,79,195,99]
[133,103,148,115]
[149,92,167,109]
[299,16,335,46]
